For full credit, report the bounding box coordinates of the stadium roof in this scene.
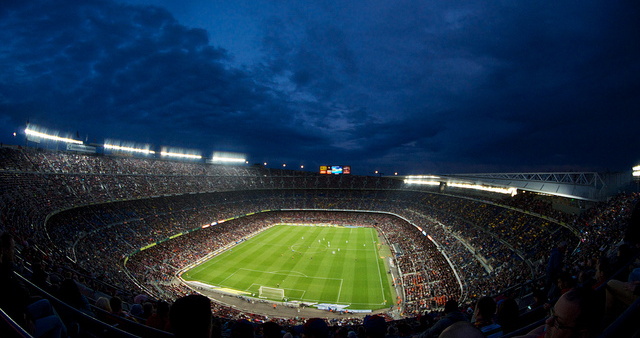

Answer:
[400,171,633,201]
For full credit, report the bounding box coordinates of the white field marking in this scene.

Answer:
[336,278,344,303]
[370,229,386,303]
[188,280,217,289]
[237,268,343,281]
[271,270,309,277]
[188,264,208,275]
[244,284,316,303]
[246,283,300,295]
[244,283,381,308]
[218,269,242,286]
[248,283,260,292]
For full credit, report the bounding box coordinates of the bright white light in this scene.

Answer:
[405,175,440,179]
[404,177,517,196]
[211,156,245,163]
[210,151,246,164]
[449,182,517,196]
[25,128,82,144]
[160,151,202,159]
[634,165,640,171]
[104,144,155,154]
[633,171,640,177]
[404,179,441,186]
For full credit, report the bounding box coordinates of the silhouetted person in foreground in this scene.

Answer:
[170,294,213,338]
[302,318,329,338]
[415,299,468,338]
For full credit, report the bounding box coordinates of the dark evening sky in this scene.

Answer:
[1,0,639,175]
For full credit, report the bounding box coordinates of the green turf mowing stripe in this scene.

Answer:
[183,225,393,310]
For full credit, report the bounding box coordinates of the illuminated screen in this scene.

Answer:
[319,165,351,175]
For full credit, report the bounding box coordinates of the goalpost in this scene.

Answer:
[258,286,285,300]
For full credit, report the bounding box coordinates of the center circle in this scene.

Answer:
[290,242,329,254]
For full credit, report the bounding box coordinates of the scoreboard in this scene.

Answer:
[319,165,351,175]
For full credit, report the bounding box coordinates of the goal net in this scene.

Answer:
[258,286,285,300]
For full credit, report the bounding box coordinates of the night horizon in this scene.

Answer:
[1,0,639,175]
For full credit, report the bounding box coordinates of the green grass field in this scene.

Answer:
[182,225,394,310]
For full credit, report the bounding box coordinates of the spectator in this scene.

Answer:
[440,321,484,338]
[169,294,213,338]
[496,297,519,334]
[1,232,67,337]
[231,319,254,338]
[472,296,502,338]
[415,299,467,338]
[604,268,640,326]
[146,300,171,332]
[94,296,112,322]
[546,242,567,292]
[262,321,283,338]
[302,318,329,338]
[109,296,131,319]
[142,301,154,320]
[57,278,94,316]
[515,287,599,338]
[363,315,386,338]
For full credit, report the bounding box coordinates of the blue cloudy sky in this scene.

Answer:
[1,0,639,175]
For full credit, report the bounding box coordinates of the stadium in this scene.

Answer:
[1,127,639,337]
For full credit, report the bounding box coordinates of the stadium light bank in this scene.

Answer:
[104,143,155,155]
[25,127,83,144]
[160,147,202,160]
[208,151,246,164]
[404,175,518,196]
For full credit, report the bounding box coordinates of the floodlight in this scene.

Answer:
[104,143,155,155]
[160,147,202,159]
[25,127,83,144]
[160,151,202,159]
[209,151,246,164]
[211,156,245,163]
[404,179,440,185]
[449,182,517,196]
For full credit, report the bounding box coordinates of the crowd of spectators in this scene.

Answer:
[1,146,639,337]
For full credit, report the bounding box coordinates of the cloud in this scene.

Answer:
[1,0,639,174]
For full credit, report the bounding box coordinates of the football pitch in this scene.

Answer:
[181,225,395,310]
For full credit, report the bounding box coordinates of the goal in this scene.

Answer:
[258,286,285,300]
